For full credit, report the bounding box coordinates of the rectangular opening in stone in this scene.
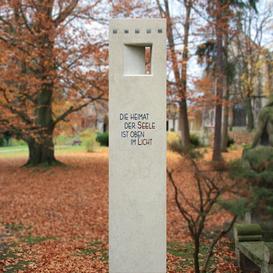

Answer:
[145,46,152,74]
[124,44,152,75]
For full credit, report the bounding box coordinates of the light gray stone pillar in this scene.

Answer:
[109,19,166,273]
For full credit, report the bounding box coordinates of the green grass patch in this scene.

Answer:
[167,240,237,271]
[0,145,83,158]
[5,223,25,233]
[0,144,108,159]
[0,241,33,273]
[0,146,28,158]
[0,243,18,260]
[75,240,108,262]
[21,235,58,245]
[0,223,36,272]
[167,241,215,271]
[3,260,33,273]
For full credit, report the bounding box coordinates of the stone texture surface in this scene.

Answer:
[109,19,166,273]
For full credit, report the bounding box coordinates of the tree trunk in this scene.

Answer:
[179,100,191,150]
[159,0,191,152]
[221,32,230,152]
[212,0,224,162]
[245,96,254,131]
[24,30,58,167]
[173,117,176,131]
[221,103,229,152]
[179,0,192,152]
[26,136,57,166]
[193,239,201,273]
[26,88,57,166]
[25,84,56,166]
[221,79,229,152]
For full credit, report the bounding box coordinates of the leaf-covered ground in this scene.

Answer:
[0,150,241,272]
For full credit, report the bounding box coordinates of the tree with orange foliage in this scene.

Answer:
[201,0,257,161]
[0,0,107,166]
[156,0,194,153]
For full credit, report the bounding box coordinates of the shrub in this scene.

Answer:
[190,134,201,147]
[229,146,273,219]
[80,128,94,138]
[0,137,26,147]
[227,136,235,148]
[167,132,201,150]
[54,135,72,145]
[85,133,99,152]
[96,132,109,146]
[0,136,4,147]
[228,159,254,180]
[10,138,26,146]
[0,133,14,146]
[168,155,238,273]
[167,132,203,159]
[167,132,181,152]
[243,146,273,173]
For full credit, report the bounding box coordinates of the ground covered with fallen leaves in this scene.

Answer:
[0,149,242,273]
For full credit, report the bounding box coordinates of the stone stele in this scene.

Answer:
[109,19,166,273]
